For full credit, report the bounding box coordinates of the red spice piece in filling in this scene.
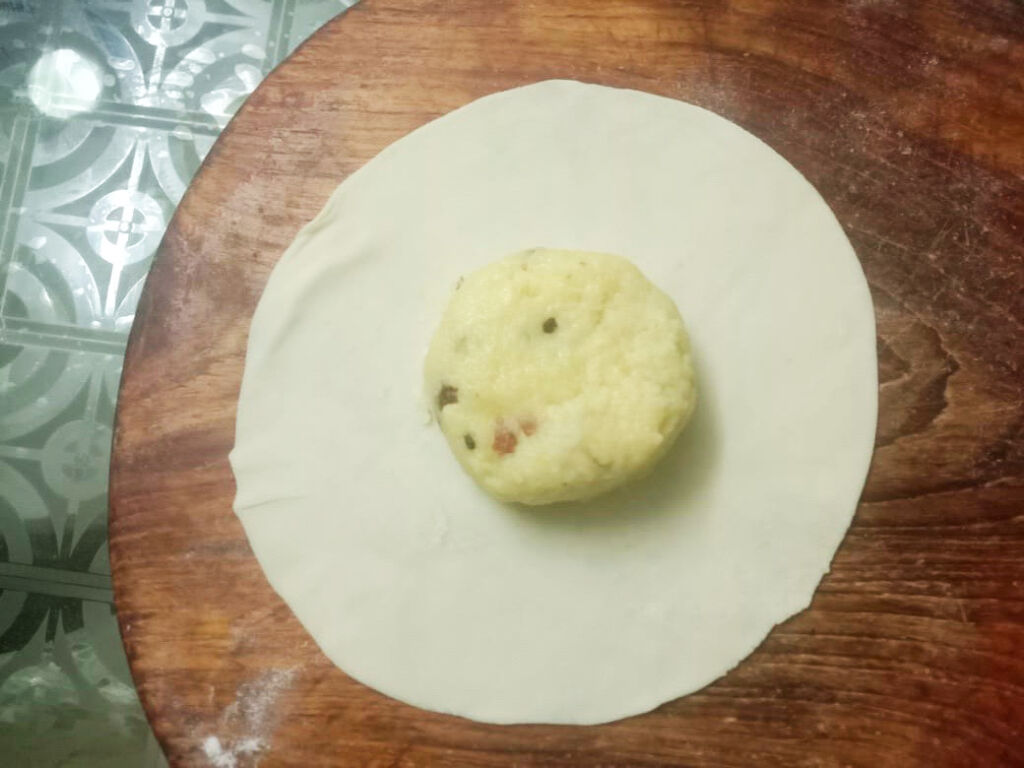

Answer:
[519,418,537,436]
[492,423,518,455]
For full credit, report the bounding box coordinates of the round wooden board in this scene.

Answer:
[109,1,1024,766]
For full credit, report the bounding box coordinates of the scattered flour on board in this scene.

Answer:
[200,667,297,767]
[202,736,263,768]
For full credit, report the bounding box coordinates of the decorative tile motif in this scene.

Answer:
[0,587,166,767]
[0,0,357,763]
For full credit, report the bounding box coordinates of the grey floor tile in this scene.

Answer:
[0,0,355,763]
[0,587,163,767]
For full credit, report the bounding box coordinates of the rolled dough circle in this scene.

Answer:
[231,80,877,725]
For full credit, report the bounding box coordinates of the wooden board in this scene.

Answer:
[109,1,1024,765]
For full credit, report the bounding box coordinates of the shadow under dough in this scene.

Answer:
[506,362,721,534]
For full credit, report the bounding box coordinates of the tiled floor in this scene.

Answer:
[0,1,355,763]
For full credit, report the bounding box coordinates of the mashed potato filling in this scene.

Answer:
[425,248,696,505]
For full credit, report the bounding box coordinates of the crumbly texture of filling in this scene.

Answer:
[424,248,697,505]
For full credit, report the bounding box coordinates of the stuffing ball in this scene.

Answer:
[424,248,697,505]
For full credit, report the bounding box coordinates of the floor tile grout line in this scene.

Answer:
[1,317,129,346]
[0,111,39,294]
[76,104,223,135]
[0,115,26,215]
[0,561,113,590]
[0,330,127,355]
[84,355,106,421]
[0,576,114,603]
[266,0,296,68]
[2,101,221,138]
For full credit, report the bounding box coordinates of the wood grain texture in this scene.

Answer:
[109,1,1024,766]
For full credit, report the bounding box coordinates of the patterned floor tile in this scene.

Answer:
[1,344,118,574]
[0,0,356,762]
[0,587,166,767]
